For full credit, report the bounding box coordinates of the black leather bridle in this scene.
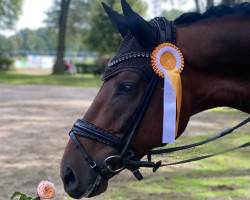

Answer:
[69,17,250,181]
[70,69,159,180]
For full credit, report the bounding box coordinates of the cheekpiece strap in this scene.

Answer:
[151,17,177,45]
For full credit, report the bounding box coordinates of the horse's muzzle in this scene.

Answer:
[83,174,108,198]
[61,166,108,199]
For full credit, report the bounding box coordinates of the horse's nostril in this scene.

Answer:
[63,167,76,188]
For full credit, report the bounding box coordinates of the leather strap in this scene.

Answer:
[123,117,250,172]
[149,117,250,155]
[151,17,176,44]
[120,73,159,158]
[72,120,126,152]
[123,141,250,171]
[69,132,99,172]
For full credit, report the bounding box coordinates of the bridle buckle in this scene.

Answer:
[90,161,97,169]
[103,155,125,173]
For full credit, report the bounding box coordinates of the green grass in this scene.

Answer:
[208,107,242,113]
[66,133,250,200]
[107,132,250,200]
[0,71,102,87]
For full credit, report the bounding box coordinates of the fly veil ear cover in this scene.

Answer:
[151,18,184,143]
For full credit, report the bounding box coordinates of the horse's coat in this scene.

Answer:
[61,1,250,198]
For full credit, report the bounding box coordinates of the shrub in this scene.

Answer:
[75,63,95,74]
[0,57,13,71]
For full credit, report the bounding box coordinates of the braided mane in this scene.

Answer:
[174,2,250,25]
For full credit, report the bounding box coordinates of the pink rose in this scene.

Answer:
[37,180,55,199]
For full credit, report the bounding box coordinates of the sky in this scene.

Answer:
[0,0,197,37]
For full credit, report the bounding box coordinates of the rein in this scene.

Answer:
[68,17,250,181]
[123,117,250,172]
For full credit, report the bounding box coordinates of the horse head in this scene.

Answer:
[61,0,250,198]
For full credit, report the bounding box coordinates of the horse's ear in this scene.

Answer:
[102,2,129,37]
[121,0,157,47]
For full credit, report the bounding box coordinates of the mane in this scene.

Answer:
[174,2,250,25]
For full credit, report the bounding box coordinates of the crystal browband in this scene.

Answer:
[108,52,152,67]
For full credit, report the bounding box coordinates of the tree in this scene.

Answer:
[221,0,236,5]
[9,35,23,51]
[0,0,23,30]
[53,0,71,74]
[45,0,91,38]
[194,0,201,13]
[36,28,58,51]
[0,35,10,55]
[83,0,147,56]
[206,0,214,10]
[46,0,91,74]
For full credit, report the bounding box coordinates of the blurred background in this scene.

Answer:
[0,0,250,77]
[0,1,249,200]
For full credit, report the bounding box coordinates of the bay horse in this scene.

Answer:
[61,0,250,198]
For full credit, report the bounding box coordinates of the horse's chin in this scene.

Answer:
[67,174,108,199]
[83,174,108,198]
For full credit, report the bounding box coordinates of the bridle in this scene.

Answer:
[69,66,159,180]
[69,17,250,181]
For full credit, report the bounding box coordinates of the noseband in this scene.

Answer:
[69,17,250,181]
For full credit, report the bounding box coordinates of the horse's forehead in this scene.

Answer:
[102,32,154,82]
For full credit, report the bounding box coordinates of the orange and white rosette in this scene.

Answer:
[151,43,184,143]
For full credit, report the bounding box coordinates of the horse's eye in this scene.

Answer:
[119,84,136,95]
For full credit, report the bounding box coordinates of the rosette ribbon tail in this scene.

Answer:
[163,68,182,143]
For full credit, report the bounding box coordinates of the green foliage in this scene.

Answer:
[83,0,147,55]
[45,0,90,37]
[10,191,40,200]
[1,26,85,53]
[8,28,57,51]
[45,0,92,52]
[8,34,24,51]
[0,35,10,55]
[160,9,185,21]
[0,0,23,30]
[75,63,95,73]
[0,57,13,71]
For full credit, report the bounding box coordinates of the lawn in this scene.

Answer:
[0,71,102,87]
[64,132,249,200]
[103,132,250,200]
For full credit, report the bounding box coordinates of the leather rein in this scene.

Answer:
[69,18,250,181]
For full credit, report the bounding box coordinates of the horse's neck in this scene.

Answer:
[177,15,250,70]
[176,15,250,135]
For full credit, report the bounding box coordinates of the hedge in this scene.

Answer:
[0,57,13,71]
